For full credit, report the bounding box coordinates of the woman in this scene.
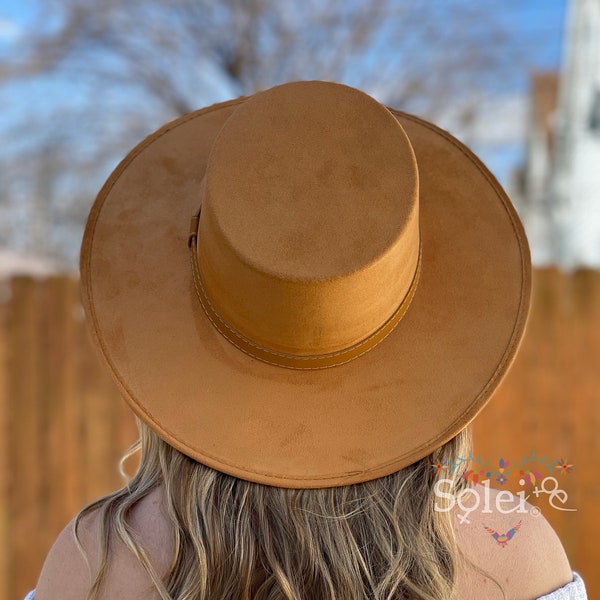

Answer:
[30,81,586,599]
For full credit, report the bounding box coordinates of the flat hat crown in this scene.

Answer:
[193,81,420,367]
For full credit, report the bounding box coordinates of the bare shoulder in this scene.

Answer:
[454,483,573,600]
[35,487,173,600]
[34,514,94,600]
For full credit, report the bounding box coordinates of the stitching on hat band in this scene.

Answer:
[188,208,421,369]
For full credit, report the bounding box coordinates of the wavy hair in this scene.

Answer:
[76,422,475,599]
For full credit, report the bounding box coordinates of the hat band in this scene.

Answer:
[188,210,421,370]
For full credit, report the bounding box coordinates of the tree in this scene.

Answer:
[0,0,520,267]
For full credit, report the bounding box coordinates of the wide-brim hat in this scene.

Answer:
[81,81,531,488]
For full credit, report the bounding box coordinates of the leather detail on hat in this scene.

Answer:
[189,211,422,369]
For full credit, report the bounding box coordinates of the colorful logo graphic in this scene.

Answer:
[435,452,575,487]
[432,452,577,541]
[482,520,522,548]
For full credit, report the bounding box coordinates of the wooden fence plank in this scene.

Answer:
[472,269,600,599]
[0,284,10,600]
[7,278,45,600]
[43,278,82,542]
[1,271,598,600]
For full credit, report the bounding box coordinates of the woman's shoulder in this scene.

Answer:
[34,487,172,600]
[33,514,94,600]
[454,483,576,600]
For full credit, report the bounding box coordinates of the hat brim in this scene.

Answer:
[81,96,530,488]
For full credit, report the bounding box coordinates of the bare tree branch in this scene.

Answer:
[0,0,524,266]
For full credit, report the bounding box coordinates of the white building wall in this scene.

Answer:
[523,112,555,266]
[551,0,600,268]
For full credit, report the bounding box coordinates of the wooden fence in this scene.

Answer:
[470,268,600,597]
[0,277,138,600]
[0,270,598,600]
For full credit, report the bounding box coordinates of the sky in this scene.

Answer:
[457,1,568,184]
[0,1,567,64]
[0,0,571,266]
[0,0,569,181]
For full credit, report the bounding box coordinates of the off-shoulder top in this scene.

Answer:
[24,571,588,599]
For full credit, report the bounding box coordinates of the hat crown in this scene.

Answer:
[195,81,420,363]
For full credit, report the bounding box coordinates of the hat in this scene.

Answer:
[80,81,531,488]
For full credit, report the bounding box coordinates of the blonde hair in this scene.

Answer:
[76,423,475,599]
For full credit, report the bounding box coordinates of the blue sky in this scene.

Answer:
[0,1,568,68]
[465,1,568,184]
[1,0,36,35]
[505,1,567,70]
[0,0,572,265]
[0,0,569,183]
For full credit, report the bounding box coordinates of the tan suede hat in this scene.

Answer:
[80,81,531,488]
